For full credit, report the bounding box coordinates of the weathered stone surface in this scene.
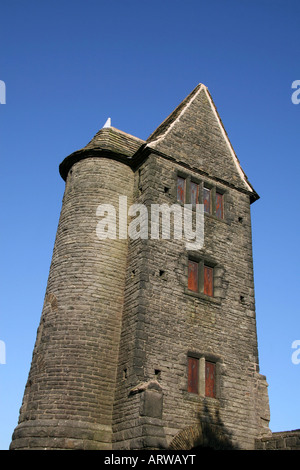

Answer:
[11,156,134,450]
[256,430,300,450]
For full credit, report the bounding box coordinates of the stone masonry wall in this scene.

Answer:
[11,157,134,450]
[256,430,300,450]
[112,150,270,450]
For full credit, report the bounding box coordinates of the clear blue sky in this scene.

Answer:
[0,0,299,450]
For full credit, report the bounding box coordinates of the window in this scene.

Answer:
[190,181,199,206]
[188,259,214,297]
[187,355,217,398]
[204,186,224,219]
[177,175,200,205]
[204,265,214,297]
[205,361,216,398]
[215,191,224,219]
[187,356,199,394]
[188,260,198,292]
[203,187,211,214]
[177,176,186,203]
[176,173,225,219]
[203,183,225,219]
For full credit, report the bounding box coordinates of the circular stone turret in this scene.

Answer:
[10,127,144,450]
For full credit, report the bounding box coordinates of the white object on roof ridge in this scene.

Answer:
[103,117,111,128]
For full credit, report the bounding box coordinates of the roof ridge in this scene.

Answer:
[146,83,254,194]
[147,83,205,144]
[109,126,145,142]
[82,126,145,151]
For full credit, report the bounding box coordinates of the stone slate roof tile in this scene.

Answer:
[83,126,145,157]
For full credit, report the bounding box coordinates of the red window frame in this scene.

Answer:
[188,260,199,292]
[188,357,199,394]
[205,361,216,398]
[215,192,224,219]
[177,176,186,203]
[204,265,213,297]
[190,181,199,206]
[203,187,211,214]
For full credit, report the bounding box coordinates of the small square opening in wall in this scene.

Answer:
[159,270,167,281]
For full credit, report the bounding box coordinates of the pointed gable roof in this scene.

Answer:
[146,84,257,199]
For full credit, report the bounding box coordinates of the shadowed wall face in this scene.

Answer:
[10,157,134,450]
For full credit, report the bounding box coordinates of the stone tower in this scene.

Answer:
[10,84,271,450]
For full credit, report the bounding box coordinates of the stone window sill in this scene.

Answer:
[204,212,228,225]
[184,288,221,305]
[183,391,219,403]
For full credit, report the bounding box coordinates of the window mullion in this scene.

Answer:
[211,186,216,216]
[199,260,204,294]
